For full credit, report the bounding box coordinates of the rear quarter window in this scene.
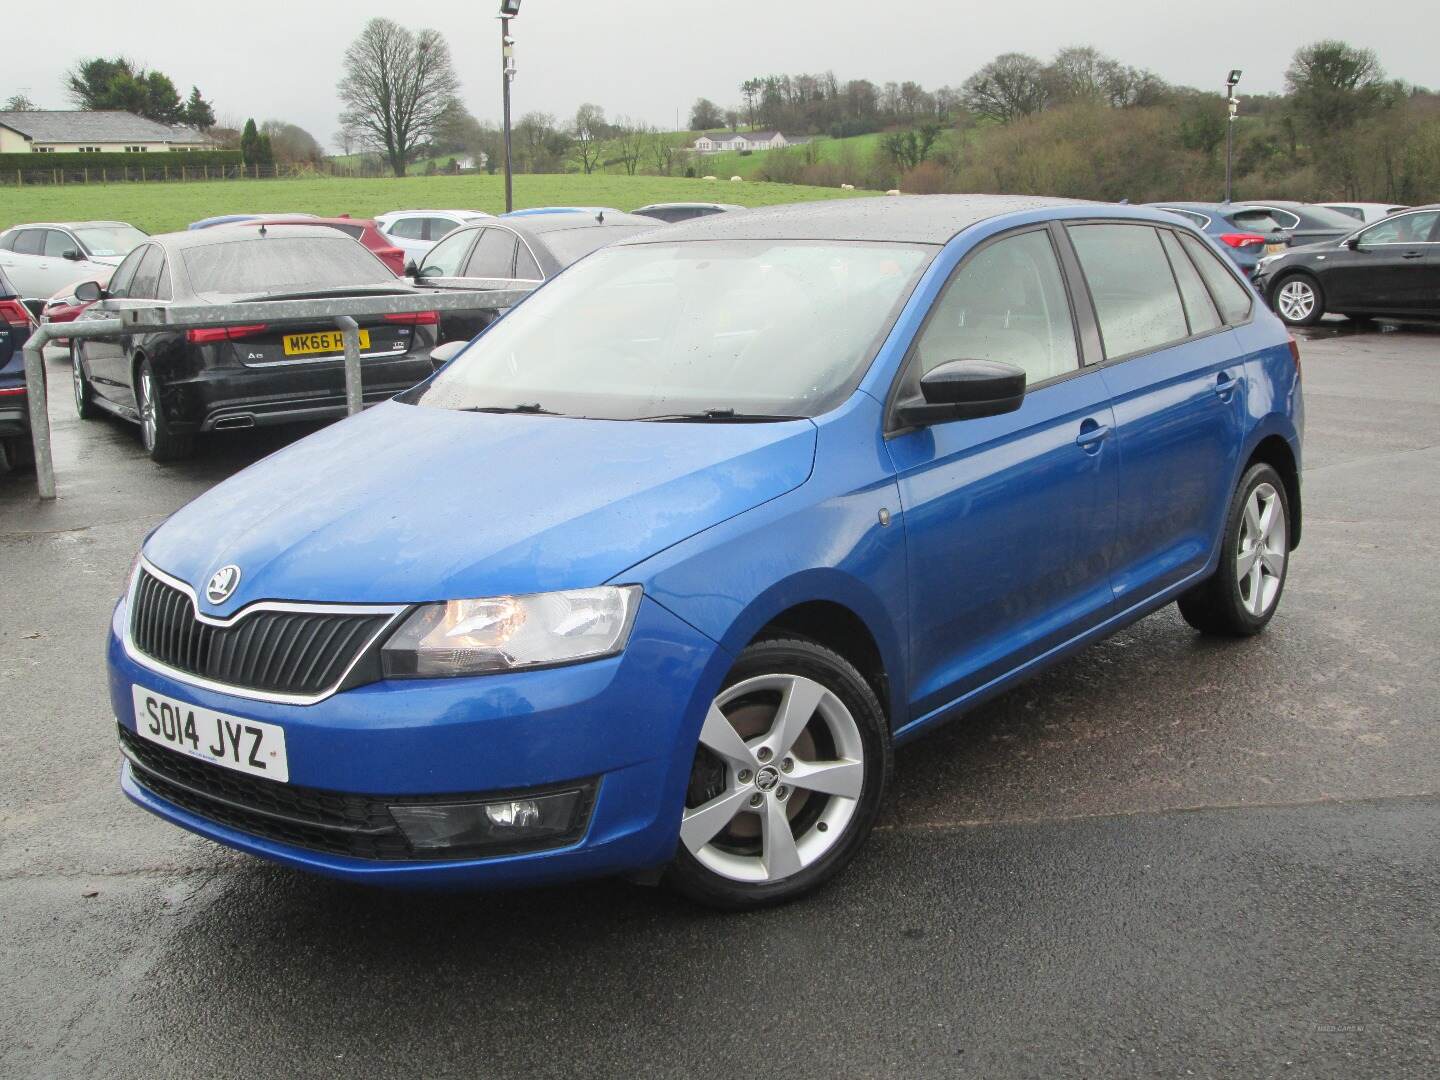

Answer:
[1177,233,1253,325]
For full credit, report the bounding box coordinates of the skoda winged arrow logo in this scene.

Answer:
[205,565,242,604]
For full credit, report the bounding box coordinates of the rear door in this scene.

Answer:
[1066,222,1248,606]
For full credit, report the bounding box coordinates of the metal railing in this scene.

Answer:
[21,285,534,499]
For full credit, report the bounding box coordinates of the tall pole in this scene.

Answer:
[501,15,515,213]
[1224,71,1240,203]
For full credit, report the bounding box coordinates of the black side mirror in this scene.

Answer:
[405,260,421,278]
[897,359,1026,427]
[1343,236,1360,250]
[74,280,106,303]
[62,249,83,261]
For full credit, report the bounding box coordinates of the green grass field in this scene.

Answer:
[0,173,874,235]
[676,133,885,180]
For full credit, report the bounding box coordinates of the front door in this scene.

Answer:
[887,226,1118,721]
[1324,209,1440,313]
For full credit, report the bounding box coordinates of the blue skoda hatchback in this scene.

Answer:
[110,196,1303,908]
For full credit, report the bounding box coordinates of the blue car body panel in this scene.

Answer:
[144,400,817,613]
[111,198,1302,888]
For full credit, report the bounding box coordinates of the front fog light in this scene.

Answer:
[388,786,591,853]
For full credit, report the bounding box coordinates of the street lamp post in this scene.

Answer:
[499,0,522,213]
[1224,68,1242,203]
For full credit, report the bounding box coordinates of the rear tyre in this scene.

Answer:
[665,637,891,910]
[1272,273,1325,327]
[135,358,193,462]
[72,343,101,420]
[1178,462,1291,637]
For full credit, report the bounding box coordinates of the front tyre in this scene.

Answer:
[1178,463,1291,636]
[666,637,891,909]
[1272,273,1325,327]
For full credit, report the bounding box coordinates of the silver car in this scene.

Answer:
[0,221,148,300]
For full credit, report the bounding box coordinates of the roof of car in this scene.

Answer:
[1,220,134,231]
[634,202,747,212]
[248,216,378,229]
[617,194,1097,245]
[379,209,491,217]
[147,223,352,250]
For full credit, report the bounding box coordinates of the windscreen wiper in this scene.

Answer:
[636,408,805,423]
[465,403,559,415]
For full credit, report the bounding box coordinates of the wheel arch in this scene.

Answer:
[749,599,891,725]
[1244,432,1302,549]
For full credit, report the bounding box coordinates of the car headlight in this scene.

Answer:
[381,585,642,678]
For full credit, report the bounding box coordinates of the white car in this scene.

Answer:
[0,221,148,300]
[1315,202,1409,225]
[374,209,493,267]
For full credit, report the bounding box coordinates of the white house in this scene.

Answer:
[0,111,215,154]
[692,131,802,154]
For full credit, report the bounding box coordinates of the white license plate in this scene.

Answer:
[131,686,289,783]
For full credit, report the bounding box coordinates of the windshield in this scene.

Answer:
[73,225,147,258]
[408,239,933,420]
[183,236,395,295]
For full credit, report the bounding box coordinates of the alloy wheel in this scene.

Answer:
[681,673,865,884]
[72,350,85,412]
[1276,279,1316,323]
[139,370,157,450]
[1237,481,1287,617]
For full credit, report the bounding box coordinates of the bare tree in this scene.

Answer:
[613,117,649,176]
[963,53,1048,123]
[4,93,37,111]
[337,18,460,177]
[648,129,687,175]
[572,102,607,174]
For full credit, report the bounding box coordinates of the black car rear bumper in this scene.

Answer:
[158,354,435,433]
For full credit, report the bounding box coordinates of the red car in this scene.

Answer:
[245,216,406,275]
[42,274,112,351]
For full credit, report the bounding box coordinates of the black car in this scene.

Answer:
[631,202,745,223]
[72,224,439,461]
[1252,205,1440,327]
[408,211,659,343]
[1243,201,1363,247]
[0,265,36,475]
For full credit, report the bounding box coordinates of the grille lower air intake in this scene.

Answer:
[129,567,393,697]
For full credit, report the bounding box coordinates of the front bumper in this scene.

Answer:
[109,593,728,887]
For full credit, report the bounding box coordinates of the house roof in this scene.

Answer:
[0,110,213,145]
[701,131,786,142]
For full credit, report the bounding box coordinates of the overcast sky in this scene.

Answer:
[9,0,1436,145]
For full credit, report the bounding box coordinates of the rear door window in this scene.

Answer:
[386,217,427,241]
[464,228,518,278]
[13,230,44,256]
[1159,231,1222,335]
[422,217,460,241]
[1067,223,1188,359]
[1177,233,1253,325]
